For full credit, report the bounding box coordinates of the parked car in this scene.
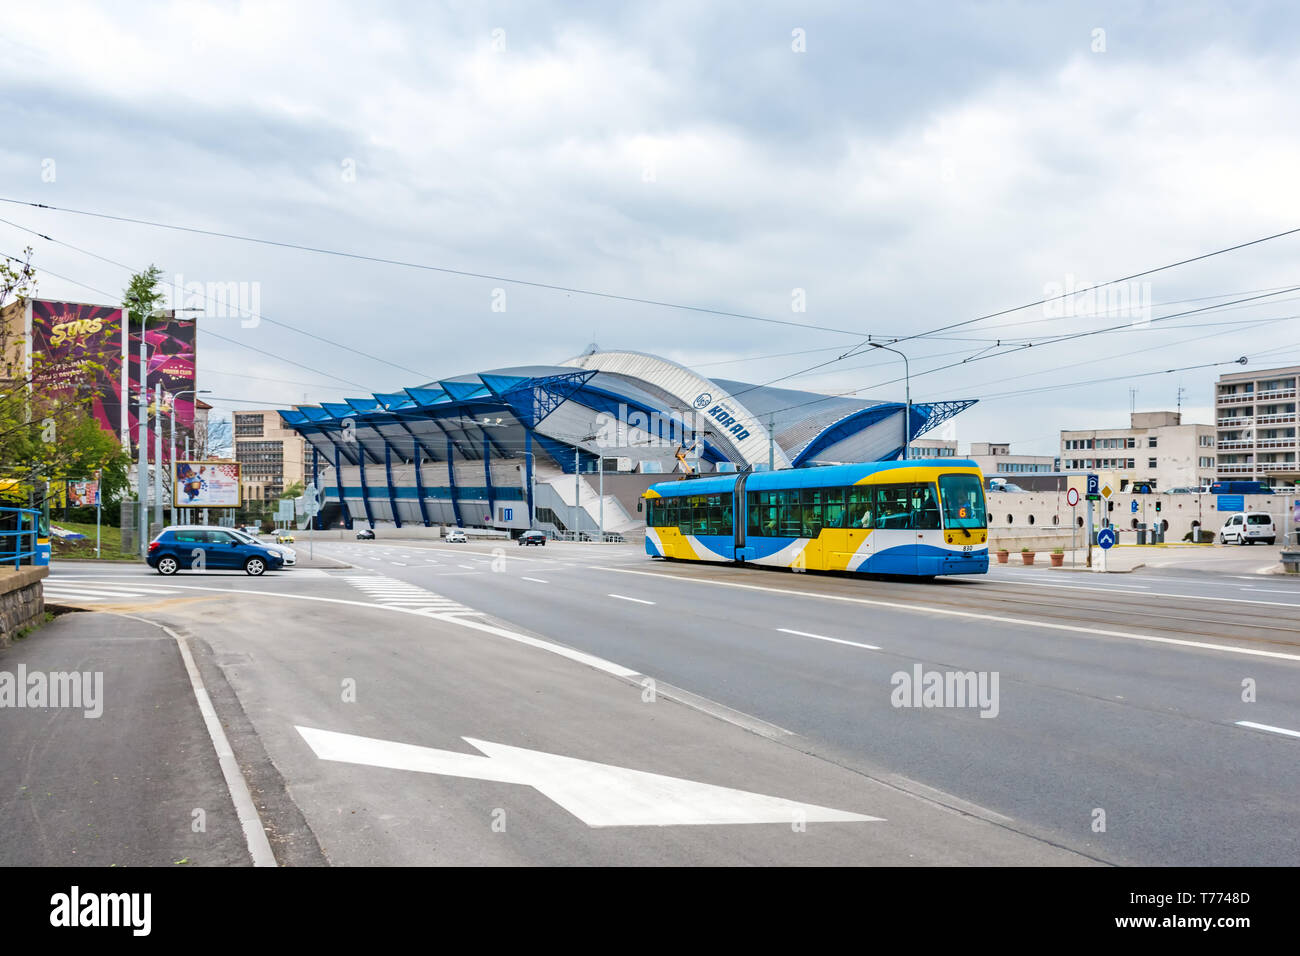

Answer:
[275,531,295,544]
[446,528,468,543]
[230,528,295,566]
[986,478,1026,492]
[147,526,285,575]
[519,530,547,546]
[1163,487,1199,494]
[1218,512,1277,546]
[356,529,375,540]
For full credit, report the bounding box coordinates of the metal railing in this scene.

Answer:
[0,507,40,568]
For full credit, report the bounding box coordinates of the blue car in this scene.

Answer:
[147,526,285,576]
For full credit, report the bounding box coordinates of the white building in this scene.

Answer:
[968,442,1056,477]
[1215,364,1299,485]
[1060,411,1215,492]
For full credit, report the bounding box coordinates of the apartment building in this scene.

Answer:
[1214,364,1299,485]
[233,409,306,504]
[968,442,1056,476]
[1060,411,1216,491]
[909,438,959,458]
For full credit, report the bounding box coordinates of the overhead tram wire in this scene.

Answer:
[885,224,1300,347]
[0,215,439,383]
[0,252,377,392]
[0,198,888,340]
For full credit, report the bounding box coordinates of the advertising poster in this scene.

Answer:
[175,461,241,508]
[67,479,101,507]
[29,300,125,440]
[126,315,197,457]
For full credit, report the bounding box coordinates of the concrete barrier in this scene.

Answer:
[0,566,49,647]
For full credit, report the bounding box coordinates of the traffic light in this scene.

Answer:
[1155,499,1162,513]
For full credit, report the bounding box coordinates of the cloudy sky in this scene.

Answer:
[3,0,1299,455]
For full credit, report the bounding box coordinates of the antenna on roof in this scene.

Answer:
[583,341,599,356]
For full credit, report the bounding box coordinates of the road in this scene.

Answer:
[16,537,1300,866]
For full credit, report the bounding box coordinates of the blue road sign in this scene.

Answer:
[1218,494,1245,512]
[1087,474,1099,496]
[1097,527,1117,550]
[503,507,513,521]
[1131,500,1138,513]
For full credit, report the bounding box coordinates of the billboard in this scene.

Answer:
[67,479,101,507]
[127,314,197,457]
[25,300,198,459]
[28,300,126,441]
[175,461,241,508]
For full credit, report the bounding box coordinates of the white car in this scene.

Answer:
[446,528,467,543]
[231,527,296,565]
[1218,512,1276,546]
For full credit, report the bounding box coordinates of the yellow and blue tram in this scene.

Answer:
[641,460,989,577]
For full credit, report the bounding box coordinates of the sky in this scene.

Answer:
[2,0,1299,456]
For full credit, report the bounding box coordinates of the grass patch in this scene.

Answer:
[49,520,140,562]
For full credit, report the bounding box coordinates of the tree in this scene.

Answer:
[279,480,305,499]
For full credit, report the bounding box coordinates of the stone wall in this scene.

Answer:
[0,566,49,648]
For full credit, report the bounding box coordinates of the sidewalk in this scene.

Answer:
[995,544,1287,575]
[0,612,252,865]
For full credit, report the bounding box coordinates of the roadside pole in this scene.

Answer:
[1086,499,1094,568]
[95,470,102,559]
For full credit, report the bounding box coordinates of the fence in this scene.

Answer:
[0,507,40,567]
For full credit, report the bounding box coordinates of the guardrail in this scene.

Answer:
[0,507,40,568]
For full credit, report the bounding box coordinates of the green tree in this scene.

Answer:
[280,480,305,499]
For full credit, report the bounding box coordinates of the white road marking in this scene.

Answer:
[344,575,475,615]
[777,628,881,651]
[990,577,1299,607]
[140,620,277,867]
[296,726,880,827]
[594,567,1300,663]
[391,561,407,566]
[522,577,549,583]
[608,593,655,605]
[1235,720,1300,739]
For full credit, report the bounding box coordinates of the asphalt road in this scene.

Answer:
[27,539,1300,866]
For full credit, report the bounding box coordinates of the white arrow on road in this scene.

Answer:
[296,726,881,827]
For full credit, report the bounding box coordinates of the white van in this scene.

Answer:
[1218,512,1276,546]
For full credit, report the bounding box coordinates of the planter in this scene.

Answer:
[1021,551,1035,565]
[1050,552,1064,567]
[996,550,1010,564]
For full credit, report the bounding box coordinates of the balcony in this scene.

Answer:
[1257,438,1298,449]
[1216,439,1252,449]
[1256,413,1297,425]
[1216,464,1256,474]
[1217,393,1255,405]
[1257,388,1297,401]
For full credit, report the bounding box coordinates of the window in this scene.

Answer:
[1127,438,1136,449]
[1148,437,1158,448]
[938,473,986,529]
[1148,457,1157,469]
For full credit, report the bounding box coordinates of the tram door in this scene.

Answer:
[833,485,875,572]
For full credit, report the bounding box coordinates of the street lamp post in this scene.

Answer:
[169,388,212,523]
[870,342,911,460]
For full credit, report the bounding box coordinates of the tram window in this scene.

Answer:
[846,486,874,528]
[913,484,941,529]
[875,485,913,529]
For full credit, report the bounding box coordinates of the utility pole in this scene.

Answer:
[574,446,581,536]
[153,382,164,530]
[598,454,604,540]
[869,342,911,459]
[768,413,775,471]
[136,312,148,555]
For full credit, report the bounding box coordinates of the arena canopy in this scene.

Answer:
[278,349,974,532]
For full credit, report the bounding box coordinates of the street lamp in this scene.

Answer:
[870,342,911,460]
[168,388,211,521]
